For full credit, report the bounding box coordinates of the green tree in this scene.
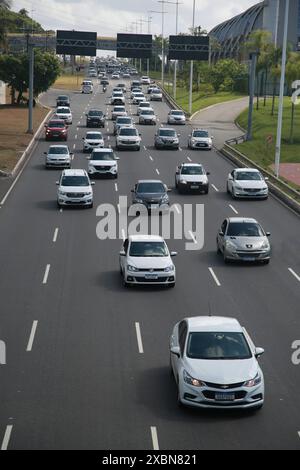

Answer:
[208,59,247,93]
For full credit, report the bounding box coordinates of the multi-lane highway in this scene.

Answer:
[0,77,299,450]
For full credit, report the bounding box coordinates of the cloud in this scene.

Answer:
[12,0,258,35]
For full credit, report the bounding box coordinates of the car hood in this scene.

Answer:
[135,192,167,202]
[89,159,116,166]
[234,180,268,189]
[47,127,66,131]
[185,357,258,384]
[141,114,156,119]
[179,175,208,183]
[118,135,140,141]
[57,113,71,118]
[59,185,92,193]
[225,236,268,250]
[85,139,103,144]
[126,256,172,270]
[47,153,70,159]
[158,135,178,140]
[192,137,211,143]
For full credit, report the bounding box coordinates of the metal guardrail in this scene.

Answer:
[222,142,300,215]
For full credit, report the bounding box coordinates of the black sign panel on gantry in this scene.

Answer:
[117,34,152,59]
[168,35,209,61]
[56,30,97,56]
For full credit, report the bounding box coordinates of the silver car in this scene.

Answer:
[44,145,72,168]
[155,128,179,149]
[217,217,271,264]
[167,109,186,125]
[114,116,134,135]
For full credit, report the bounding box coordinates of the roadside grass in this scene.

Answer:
[52,73,85,91]
[236,97,300,167]
[0,103,49,172]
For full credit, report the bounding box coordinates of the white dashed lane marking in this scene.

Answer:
[288,268,300,283]
[1,425,13,450]
[26,321,38,352]
[229,204,239,214]
[42,264,51,285]
[211,184,219,192]
[208,267,221,287]
[150,427,159,451]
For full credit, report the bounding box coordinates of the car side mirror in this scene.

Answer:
[264,177,269,181]
[170,346,180,357]
[255,347,265,358]
[43,152,47,155]
[70,153,74,156]
[115,156,120,160]
[206,172,210,176]
[266,232,271,237]
[219,231,224,237]
[167,188,172,192]
[131,189,134,193]
[55,181,59,185]
[119,250,126,257]
[170,251,177,257]
[91,181,95,186]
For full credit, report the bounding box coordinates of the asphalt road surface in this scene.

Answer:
[0,78,299,450]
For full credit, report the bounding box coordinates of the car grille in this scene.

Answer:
[196,142,208,147]
[94,166,112,171]
[121,140,136,144]
[204,381,245,389]
[203,391,247,400]
[135,277,169,283]
[243,188,262,193]
[236,251,264,258]
[66,193,84,198]
[136,268,165,272]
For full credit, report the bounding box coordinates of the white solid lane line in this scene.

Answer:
[156,169,160,175]
[75,134,78,139]
[179,147,183,151]
[288,268,300,283]
[135,322,144,354]
[114,183,118,192]
[59,208,63,213]
[26,321,38,352]
[211,184,219,192]
[1,425,13,450]
[53,228,59,243]
[42,264,51,284]
[188,230,198,244]
[187,156,192,162]
[150,427,159,451]
[117,204,120,214]
[229,204,239,214]
[73,144,76,150]
[144,146,147,150]
[208,267,221,287]
[149,156,153,161]
[175,204,181,214]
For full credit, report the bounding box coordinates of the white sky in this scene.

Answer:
[11,0,258,36]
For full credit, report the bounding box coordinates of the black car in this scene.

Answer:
[100,79,109,86]
[56,95,70,107]
[86,109,106,128]
[131,180,170,213]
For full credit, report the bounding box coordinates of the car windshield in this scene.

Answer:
[186,332,252,360]
[227,222,264,237]
[61,176,89,186]
[57,108,70,113]
[117,118,131,124]
[113,93,123,96]
[235,172,262,181]
[140,103,150,107]
[137,182,165,193]
[135,93,144,97]
[86,133,102,139]
[57,96,68,101]
[48,122,65,128]
[91,152,116,161]
[159,130,176,137]
[129,241,168,257]
[49,147,68,154]
[141,110,154,115]
[193,130,209,138]
[120,128,138,136]
[181,166,204,175]
[88,111,103,116]
[114,107,125,112]
[152,89,161,94]
[172,111,184,116]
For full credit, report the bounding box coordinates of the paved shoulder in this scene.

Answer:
[191,97,249,150]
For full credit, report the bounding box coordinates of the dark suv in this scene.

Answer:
[131,180,170,213]
[45,119,68,141]
[56,95,70,107]
[86,109,106,128]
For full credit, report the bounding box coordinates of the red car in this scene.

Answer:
[45,119,68,141]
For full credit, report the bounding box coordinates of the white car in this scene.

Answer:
[55,107,72,125]
[170,316,265,410]
[88,148,119,179]
[139,109,157,125]
[227,168,269,199]
[116,127,141,151]
[168,109,186,125]
[150,88,163,101]
[137,101,151,116]
[119,235,177,287]
[114,116,134,135]
[132,92,146,105]
[188,129,213,150]
[56,169,94,208]
[110,92,125,105]
[112,106,127,121]
[82,131,104,152]
[112,73,120,79]
[81,80,93,94]
[175,163,210,194]
[44,145,72,168]
[141,76,151,85]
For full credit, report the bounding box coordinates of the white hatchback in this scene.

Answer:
[170,316,265,410]
[119,235,177,287]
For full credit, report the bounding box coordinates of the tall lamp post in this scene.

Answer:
[150,1,168,88]
[188,0,196,115]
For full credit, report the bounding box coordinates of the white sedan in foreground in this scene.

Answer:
[170,316,265,410]
[119,235,177,287]
[227,168,269,199]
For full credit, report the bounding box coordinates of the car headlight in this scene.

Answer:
[261,240,270,250]
[127,265,138,272]
[59,190,67,196]
[244,373,262,388]
[225,240,237,250]
[191,138,196,143]
[164,264,174,272]
[161,195,169,203]
[84,192,92,196]
[180,180,187,185]
[134,198,143,204]
[183,370,205,387]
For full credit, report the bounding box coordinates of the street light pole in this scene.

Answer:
[275,0,290,178]
[149,5,167,88]
[188,0,196,115]
[247,52,258,141]
[27,42,34,134]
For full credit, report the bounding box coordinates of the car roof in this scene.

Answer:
[192,128,209,132]
[171,109,184,112]
[49,144,68,149]
[227,217,258,224]
[56,106,70,110]
[62,169,87,176]
[235,168,260,173]
[185,316,243,333]
[181,162,203,167]
[48,119,65,124]
[159,127,176,132]
[91,147,113,152]
[129,234,165,242]
[137,179,163,184]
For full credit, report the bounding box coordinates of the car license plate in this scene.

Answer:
[190,185,199,189]
[145,274,158,280]
[243,257,256,261]
[215,393,235,401]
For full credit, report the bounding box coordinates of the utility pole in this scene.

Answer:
[247,52,258,141]
[27,42,34,134]
[188,0,196,115]
[150,2,167,88]
[275,0,290,178]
